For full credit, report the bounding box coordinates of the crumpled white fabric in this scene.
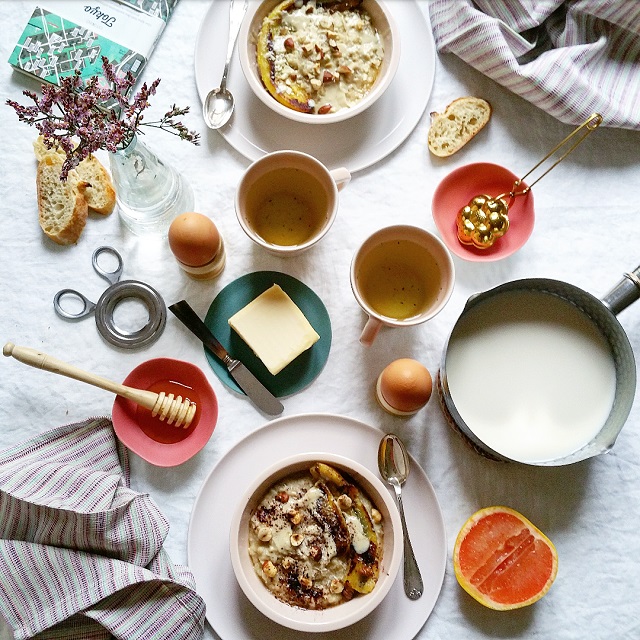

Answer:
[428,0,640,129]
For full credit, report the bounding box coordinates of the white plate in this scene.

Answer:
[194,0,436,172]
[188,413,447,640]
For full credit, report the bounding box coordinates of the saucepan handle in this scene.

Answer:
[601,265,640,316]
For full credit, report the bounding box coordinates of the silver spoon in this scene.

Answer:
[203,0,248,129]
[378,433,424,600]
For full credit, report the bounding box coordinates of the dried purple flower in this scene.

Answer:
[6,57,200,180]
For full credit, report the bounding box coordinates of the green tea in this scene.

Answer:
[245,167,328,246]
[356,239,442,320]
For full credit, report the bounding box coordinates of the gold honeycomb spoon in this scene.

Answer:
[457,113,602,250]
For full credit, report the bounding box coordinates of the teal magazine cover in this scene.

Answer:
[8,0,179,92]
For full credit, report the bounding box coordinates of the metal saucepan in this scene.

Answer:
[438,267,640,466]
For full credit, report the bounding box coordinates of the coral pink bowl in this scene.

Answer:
[112,358,218,467]
[432,162,535,262]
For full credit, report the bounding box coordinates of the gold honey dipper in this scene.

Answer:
[3,342,196,428]
[457,113,603,249]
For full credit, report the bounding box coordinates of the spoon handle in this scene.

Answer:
[393,481,424,600]
[221,0,248,89]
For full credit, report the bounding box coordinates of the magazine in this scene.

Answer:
[8,0,179,92]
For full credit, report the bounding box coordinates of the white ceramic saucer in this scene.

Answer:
[194,0,436,172]
[188,413,447,640]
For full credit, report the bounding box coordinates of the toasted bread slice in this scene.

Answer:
[36,156,88,245]
[74,155,116,215]
[33,137,116,215]
[428,97,492,157]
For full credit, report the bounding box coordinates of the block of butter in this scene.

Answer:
[228,284,320,375]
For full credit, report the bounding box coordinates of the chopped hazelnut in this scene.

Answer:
[284,37,295,51]
[289,510,303,525]
[371,508,382,524]
[262,560,277,578]
[291,533,304,547]
[322,70,335,83]
[330,579,344,594]
[299,575,313,589]
[318,104,333,115]
[337,65,352,75]
[257,526,272,542]
[308,545,322,562]
[282,557,294,570]
[337,494,352,510]
[275,491,289,503]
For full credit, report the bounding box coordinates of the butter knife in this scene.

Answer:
[169,300,284,416]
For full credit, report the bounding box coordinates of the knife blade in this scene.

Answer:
[169,300,284,416]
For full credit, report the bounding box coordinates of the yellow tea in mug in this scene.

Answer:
[356,239,442,320]
[245,167,328,246]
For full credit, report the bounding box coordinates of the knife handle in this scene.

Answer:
[169,300,228,362]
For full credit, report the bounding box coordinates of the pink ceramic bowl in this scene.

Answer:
[112,358,218,466]
[432,162,535,262]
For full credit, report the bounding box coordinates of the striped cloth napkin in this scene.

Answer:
[0,418,205,640]
[428,0,640,129]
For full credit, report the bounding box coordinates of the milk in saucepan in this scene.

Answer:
[445,289,617,463]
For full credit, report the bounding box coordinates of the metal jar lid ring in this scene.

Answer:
[94,280,166,349]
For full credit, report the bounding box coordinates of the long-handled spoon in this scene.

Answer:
[3,343,196,428]
[378,433,424,600]
[203,0,248,129]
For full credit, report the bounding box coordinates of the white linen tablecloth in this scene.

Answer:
[1,1,639,638]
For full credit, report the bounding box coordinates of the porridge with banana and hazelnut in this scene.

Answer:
[257,0,384,115]
[248,462,384,609]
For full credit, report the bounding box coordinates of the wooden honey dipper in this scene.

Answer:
[3,343,197,428]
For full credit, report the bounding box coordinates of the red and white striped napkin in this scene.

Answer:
[428,0,640,129]
[0,418,205,640]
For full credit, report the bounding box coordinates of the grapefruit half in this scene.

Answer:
[453,506,558,610]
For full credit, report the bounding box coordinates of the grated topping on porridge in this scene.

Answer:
[257,0,384,115]
[248,462,384,609]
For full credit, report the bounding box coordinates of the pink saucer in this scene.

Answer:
[112,358,218,467]
[432,162,535,261]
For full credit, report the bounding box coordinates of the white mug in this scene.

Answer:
[235,150,350,256]
[351,225,455,346]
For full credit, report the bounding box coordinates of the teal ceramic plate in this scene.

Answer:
[203,271,332,398]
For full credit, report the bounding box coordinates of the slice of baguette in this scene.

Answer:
[74,155,116,215]
[33,137,116,215]
[36,156,89,245]
[428,97,492,157]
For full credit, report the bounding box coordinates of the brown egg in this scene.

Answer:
[376,358,433,416]
[168,212,221,267]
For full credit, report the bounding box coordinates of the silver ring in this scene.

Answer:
[94,280,166,349]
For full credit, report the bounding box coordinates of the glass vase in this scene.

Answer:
[108,135,194,236]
